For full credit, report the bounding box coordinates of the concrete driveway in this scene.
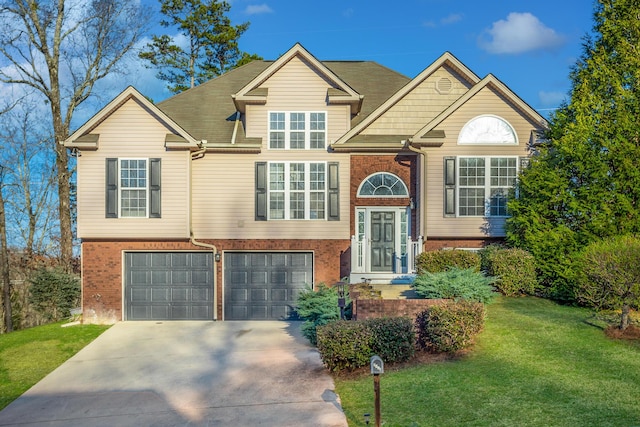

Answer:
[0,321,348,427]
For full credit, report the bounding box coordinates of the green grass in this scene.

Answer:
[335,297,640,427]
[0,322,109,410]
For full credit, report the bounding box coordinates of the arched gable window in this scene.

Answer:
[357,172,408,197]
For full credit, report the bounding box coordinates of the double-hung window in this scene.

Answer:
[269,112,326,150]
[255,161,339,221]
[106,158,161,218]
[445,156,518,217]
[268,162,326,220]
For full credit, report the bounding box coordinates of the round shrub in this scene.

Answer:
[416,249,481,274]
[415,300,485,353]
[366,317,415,364]
[483,247,538,296]
[317,320,373,371]
[411,267,498,303]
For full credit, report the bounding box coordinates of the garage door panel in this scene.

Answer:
[192,288,210,302]
[270,271,286,283]
[271,305,291,320]
[229,305,248,319]
[125,252,214,321]
[291,271,310,284]
[151,288,170,302]
[192,270,210,284]
[251,289,267,301]
[250,305,268,319]
[225,252,312,320]
[251,253,268,267]
[231,288,248,302]
[251,271,267,284]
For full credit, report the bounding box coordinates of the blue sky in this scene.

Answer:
[127,0,595,119]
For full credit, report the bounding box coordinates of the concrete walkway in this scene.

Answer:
[0,321,348,427]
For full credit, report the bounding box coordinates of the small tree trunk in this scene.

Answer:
[0,181,12,333]
[620,304,630,330]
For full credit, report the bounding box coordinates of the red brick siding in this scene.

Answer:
[81,238,349,323]
[350,154,418,237]
[352,298,447,321]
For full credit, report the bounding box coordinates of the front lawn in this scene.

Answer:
[0,322,109,410]
[335,297,640,426]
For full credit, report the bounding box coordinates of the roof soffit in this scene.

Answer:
[232,43,363,113]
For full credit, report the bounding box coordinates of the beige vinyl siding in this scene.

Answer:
[190,55,353,239]
[245,56,351,146]
[363,65,472,135]
[76,99,190,239]
[425,86,539,238]
[191,151,350,239]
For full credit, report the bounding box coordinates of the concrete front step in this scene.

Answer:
[371,284,420,300]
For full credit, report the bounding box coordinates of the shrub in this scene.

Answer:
[482,247,538,296]
[317,320,373,371]
[366,317,415,364]
[574,235,640,330]
[415,300,485,353]
[296,284,346,345]
[29,268,80,322]
[412,267,498,303]
[316,317,415,371]
[416,249,481,274]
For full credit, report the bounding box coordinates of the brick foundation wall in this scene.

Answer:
[81,238,349,323]
[423,238,504,251]
[352,298,447,321]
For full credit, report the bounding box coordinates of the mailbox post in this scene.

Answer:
[370,355,384,427]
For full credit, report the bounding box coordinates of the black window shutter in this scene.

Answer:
[444,157,456,217]
[255,162,267,221]
[149,158,161,218]
[105,158,118,218]
[328,162,339,221]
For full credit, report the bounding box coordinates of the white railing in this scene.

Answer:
[351,235,423,275]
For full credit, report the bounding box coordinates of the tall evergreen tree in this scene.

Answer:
[140,0,258,94]
[506,0,640,299]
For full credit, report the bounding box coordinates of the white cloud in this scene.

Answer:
[343,8,354,18]
[423,12,462,29]
[538,90,566,108]
[441,13,462,25]
[245,4,273,15]
[479,12,565,54]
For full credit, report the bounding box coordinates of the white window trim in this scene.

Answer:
[268,111,327,150]
[457,156,518,218]
[458,114,518,145]
[357,172,409,198]
[267,161,328,220]
[119,158,149,218]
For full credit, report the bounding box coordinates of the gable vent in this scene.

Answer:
[436,77,453,94]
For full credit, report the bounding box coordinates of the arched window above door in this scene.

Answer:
[357,172,408,197]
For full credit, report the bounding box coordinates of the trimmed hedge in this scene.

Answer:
[415,300,485,353]
[416,250,481,274]
[412,267,498,303]
[482,247,538,296]
[317,317,415,372]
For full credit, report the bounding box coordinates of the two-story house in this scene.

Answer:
[63,44,546,323]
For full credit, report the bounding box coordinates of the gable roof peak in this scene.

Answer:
[232,43,364,114]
